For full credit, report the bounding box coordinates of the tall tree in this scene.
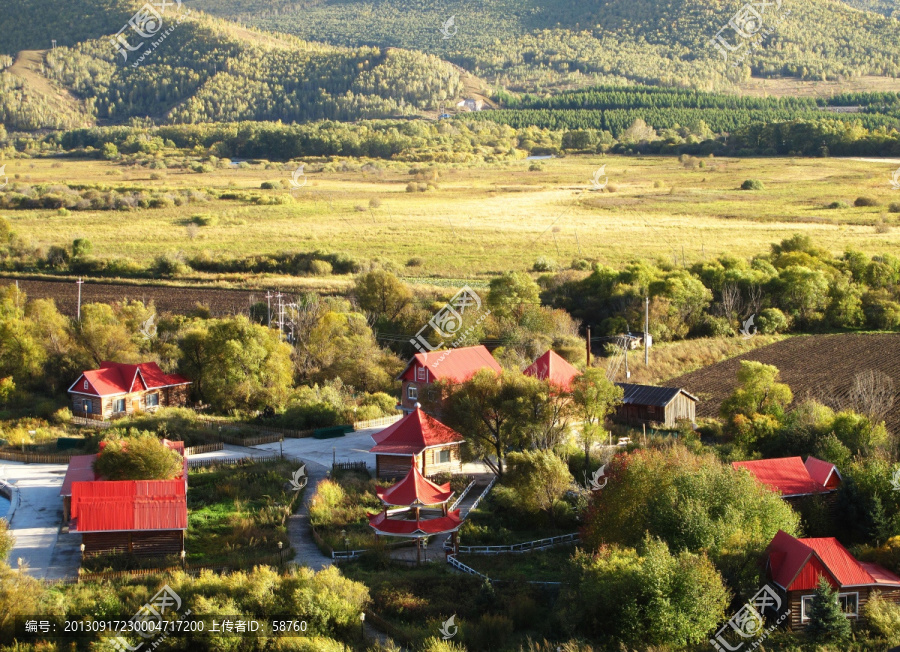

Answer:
[570,369,623,473]
[806,576,852,642]
[353,270,412,324]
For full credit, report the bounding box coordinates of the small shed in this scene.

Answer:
[614,383,698,428]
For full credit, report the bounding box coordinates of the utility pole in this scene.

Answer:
[586,326,591,367]
[644,296,650,367]
[76,277,84,321]
[265,291,273,328]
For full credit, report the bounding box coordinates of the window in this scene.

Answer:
[83,380,88,390]
[146,392,159,407]
[82,399,92,414]
[417,366,426,381]
[408,385,418,400]
[114,398,126,413]
[438,449,451,464]
[801,592,858,621]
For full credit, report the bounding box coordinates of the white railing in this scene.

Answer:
[332,549,367,560]
[465,475,496,514]
[448,479,477,512]
[447,554,490,580]
[455,532,580,555]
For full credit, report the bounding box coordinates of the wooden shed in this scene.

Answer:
[614,383,698,428]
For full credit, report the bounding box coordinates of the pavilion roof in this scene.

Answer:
[376,463,454,507]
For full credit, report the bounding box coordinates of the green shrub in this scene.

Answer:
[888,202,900,213]
[93,434,183,481]
[756,307,789,334]
[864,593,900,644]
[855,196,880,207]
[532,256,556,272]
[827,200,850,209]
[571,258,590,271]
[741,179,764,190]
[150,254,189,277]
[309,259,333,276]
[406,256,425,267]
[189,213,218,226]
[260,181,280,189]
[52,407,73,424]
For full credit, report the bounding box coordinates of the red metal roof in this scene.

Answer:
[523,350,581,391]
[399,345,501,384]
[804,456,841,489]
[732,457,830,497]
[767,530,900,591]
[370,408,464,456]
[70,479,187,533]
[70,361,190,397]
[376,463,454,507]
[367,509,462,537]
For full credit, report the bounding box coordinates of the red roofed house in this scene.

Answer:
[68,361,191,421]
[60,439,188,557]
[732,456,842,502]
[766,530,900,630]
[523,350,581,391]
[397,345,501,414]
[370,408,465,479]
[368,461,463,561]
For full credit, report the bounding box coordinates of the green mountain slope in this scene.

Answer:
[188,0,900,90]
[836,0,899,18]
[0,0,138,54]
[0,9,466,129]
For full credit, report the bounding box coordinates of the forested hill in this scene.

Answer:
[189,0,900,90]
[0,7,466,130]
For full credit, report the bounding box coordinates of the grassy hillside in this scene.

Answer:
[190,0,900,91]
[3,154,900,279]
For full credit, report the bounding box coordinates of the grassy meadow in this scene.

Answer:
[5,154,900,284]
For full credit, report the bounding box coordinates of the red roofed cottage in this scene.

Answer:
[68,361,191,421]
[766,530,900,630]
[60,439,188,556]
[732,456,841,501]
[369,408,465,478]
[523,350,581,391]
[397,345,501,414]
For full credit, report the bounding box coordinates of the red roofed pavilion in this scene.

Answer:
[766,530,900,629]
[370,408,465,479]
[398,345,501,413]
[524,350,581,391]
[68,361,191,421]
[368,462,462,561]
[732,456,840,500]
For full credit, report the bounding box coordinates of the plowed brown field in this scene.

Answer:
[673,334,900,433]
[7,278,261,317]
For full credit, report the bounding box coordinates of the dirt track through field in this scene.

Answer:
[672,333,900,433]
[7,278,263,317]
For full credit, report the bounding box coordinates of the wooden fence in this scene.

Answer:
[352,414,403,431]
[218,432,283,447]
[332,460,368,472]
[0,450,75,464]
[184,442,224,456]
[70,415,113,428]
[187,454,282,470]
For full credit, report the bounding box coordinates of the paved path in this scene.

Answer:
[2,462,78,579]
[254,427,383,471]
[287,459,333,570]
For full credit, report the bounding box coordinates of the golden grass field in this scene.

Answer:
[4,154,900,285]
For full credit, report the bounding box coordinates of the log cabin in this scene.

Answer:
[613,383,698,428]
[68,361,191,421]
[765,530,900,630]
[369,408,464,479]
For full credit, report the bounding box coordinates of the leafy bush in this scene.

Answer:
[309,259,333,276]
[570,258,590,271]
[889,202,900,213]
[406,256,425,267]
[189,213,218,226]
[864,590,900,645]
[757,307,789,334]
[532,256,556,272]
[855,196,880,207]
[827,200,850,209]
[741,179,764,190]
[149,254,189,277]
[93,434,183,481]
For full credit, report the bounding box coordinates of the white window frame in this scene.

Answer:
[438,449,451,464]
[800,591,859,622]
[408,385,418,400]
[84,380,88,390]
[146,392,159,408]
[417,366,426,381]
[113,398,126,413]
